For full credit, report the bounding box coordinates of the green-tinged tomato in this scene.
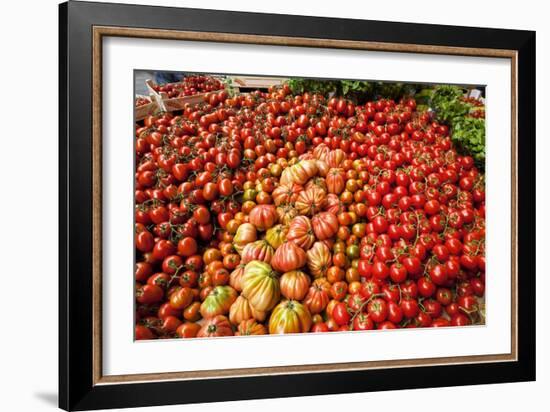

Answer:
[346,244,360,259]
[241,261,280,311]
[269,300,312,334]
[279,159,318,186]
[265,224,288,249]
[200,285,238,319]
[243,188,258,202]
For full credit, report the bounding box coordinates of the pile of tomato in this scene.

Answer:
[134,83,486,339]
[154,75,224,98]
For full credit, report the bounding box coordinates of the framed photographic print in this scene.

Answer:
[59,1,536,410]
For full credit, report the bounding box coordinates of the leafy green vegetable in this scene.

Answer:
[413,88,435,105]
[373,82,416,101]
[450,117,485,164]
[286,78,340,97]
[425,85,486,169]
[340,80,365,95]
[285,78,419,104]
[429,85,469,123]
[223,77,238,97]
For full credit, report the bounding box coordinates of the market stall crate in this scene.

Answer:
[144,78,223,112]
[134,95,159,121]
[231,75,288,91]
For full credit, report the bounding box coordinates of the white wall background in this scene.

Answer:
[0,0,546,411]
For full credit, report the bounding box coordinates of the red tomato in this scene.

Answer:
[332,303,351,326]
[177,237,198,257]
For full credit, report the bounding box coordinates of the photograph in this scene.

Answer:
[134,72,487,339]
[54,1,536,409]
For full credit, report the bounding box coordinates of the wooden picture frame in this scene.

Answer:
[59,1,535,410]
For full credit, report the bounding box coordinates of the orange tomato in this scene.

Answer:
[338,212,353,226]
[326,266,345,283]
[223,253,240,270]
[340,191,354,205]
[198,272,212,289]
[207,260,224,276]
[348,281,362,294]
[345,267,360,283]
[254,192,271,205]
[200,286,214,301]
[226,219,240,234]
[332,252,348,268]
[169,287,193,310]
[176,322,201,338]
[183,301,201,322]
[203,248,222,264]
[219,242,234,256]
[212,268,230,286]
[337,226,351,241]
[241,200,256,214]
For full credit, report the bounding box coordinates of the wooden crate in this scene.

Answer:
[134,95,159,121]
[160,92,208,111]
[144,79,216,112]
[137,75,288,115]
[231,76,288,90]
